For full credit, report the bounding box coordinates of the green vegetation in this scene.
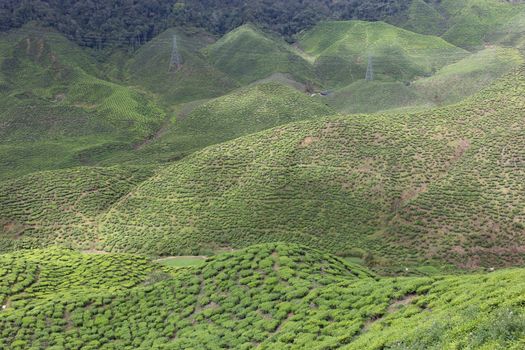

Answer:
[324,80,430,114]
[156,256,207,267]
[0,0,411,47]
[0,247,165,307]
[298,20,467,87]
[2,4,525,349]
[0,25,165,180]
[392,0,525,49]
[131,82,334,162]
[412,46,524,105]
[126,27,239,106]
[95,66,525,270]
[2,243,525,349]
[0,166,153,253]
[326,46,524,113]
[206,24,317,85]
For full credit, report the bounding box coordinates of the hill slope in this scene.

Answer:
[393,0,525,49]
[205,24,318,85]
[298,20,467,88]
[132,82,335,162]
[98,66,525,268]
[326,46,524,114]
[0,166,153,252]
[127,27,239,106]
[0,25,166,180]
[2,243,525,349]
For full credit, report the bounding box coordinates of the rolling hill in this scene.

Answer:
[0,24,166,180]
[0,166,153,253]
[297,20,468,88]
[326,46,524,113]
[96,66,525,269]
[126,27,239,106]
[393,0,525,49]
[205,24,318,85]
[2,243,525,349]
[131,82,335,163]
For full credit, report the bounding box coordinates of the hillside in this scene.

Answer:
[0,166,153,253]
[131,82,335,163]
[126,27,239,106]
[205,24,318,85]
[2,243,525,349]
[326,46,524,113]
[298,20,467,88]
[393,0,525,49]
[0,25,166,180]
[94,66,525,269]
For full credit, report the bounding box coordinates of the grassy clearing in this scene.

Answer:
[156,256,207,267]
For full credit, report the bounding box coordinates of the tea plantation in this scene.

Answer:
[98,66,525,269]
[1,243,525,349]
[131,82,334,162]
[0,25,165,180]
[0,166,154,253]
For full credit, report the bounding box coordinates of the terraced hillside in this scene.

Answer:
[131,82,335,163]
[327,46,524,113]
[205,24,318,85]
[394,0,525,49]
[97,66,525,268]
[0,25,166,180]
[2,243,525,349]
[0,166,153,253]
[297,20,468,88]
[127,27,239,106]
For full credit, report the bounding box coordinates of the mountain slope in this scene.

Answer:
[99,66,525,268]
[133,82,335,162]
[205,24,318,85]
[0,166,153,252]
[0,25,166,180]
[298,20,467,87]
[127,27,239,106]
[2,243,525,349]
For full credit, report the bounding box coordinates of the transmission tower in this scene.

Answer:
[365,54,374,82]
[168,35,182,72]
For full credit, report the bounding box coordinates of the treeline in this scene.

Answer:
[0,0,410,48]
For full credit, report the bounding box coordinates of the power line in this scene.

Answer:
[168,34,182,72]
[365,54,374,81]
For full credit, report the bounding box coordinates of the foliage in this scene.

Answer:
[325,46,524,113]
[297,20,467,88]
[1,243,525,349]
[0,24,165,180]
[0,0,411,48]
[97,66,525,270]
[0,166,153,253]
[391,0,525,49]
[205,24,317,85]
[131,82,334,163]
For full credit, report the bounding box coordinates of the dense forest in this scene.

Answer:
[0,0,410,48]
